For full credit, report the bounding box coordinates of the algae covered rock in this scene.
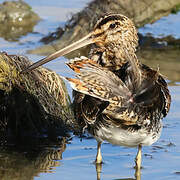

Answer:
[0,0,40,41]
[0,52,76,144]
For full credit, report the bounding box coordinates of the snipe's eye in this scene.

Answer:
[109,23,116,29]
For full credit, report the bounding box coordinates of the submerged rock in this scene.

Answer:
[29,0,180,55]
[0,0,40,41]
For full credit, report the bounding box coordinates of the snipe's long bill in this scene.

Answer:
[21,13,171,170]
[21,30,101,73]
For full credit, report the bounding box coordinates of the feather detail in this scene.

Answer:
[66,56,132,105]
[64,55,171,127]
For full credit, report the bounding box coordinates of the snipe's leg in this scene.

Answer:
[96,142,102,164]
[135,144,142,169]
[135,144,142,180]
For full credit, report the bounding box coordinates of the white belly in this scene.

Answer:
[95,122,162,147]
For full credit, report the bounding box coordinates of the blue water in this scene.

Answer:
[0,1,180,180]
[139,11,180,38]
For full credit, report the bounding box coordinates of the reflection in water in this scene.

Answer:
[137,48,180,84]
[95,163,141,180]
[96,163,102,180]
[0,24,37,42]
[0,138,66,180]
[134,167,141,180]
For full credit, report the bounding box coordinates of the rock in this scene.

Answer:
[0,52,78,144]
[0,0,40,41]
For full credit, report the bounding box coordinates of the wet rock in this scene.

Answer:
[171,4,180,13]
[29,0,180,55]
[0,52,79,144]
[40,27,64,45]
[0,0,40,41]
[138,34,180,49]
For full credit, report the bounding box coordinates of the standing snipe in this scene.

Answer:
[22,13,171,169]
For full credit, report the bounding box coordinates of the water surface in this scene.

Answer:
[139,11,180,38]
[0,0,180,180]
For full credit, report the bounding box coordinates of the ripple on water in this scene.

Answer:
[0,1,180,180]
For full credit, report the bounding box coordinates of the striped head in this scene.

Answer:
[92,13,138,52]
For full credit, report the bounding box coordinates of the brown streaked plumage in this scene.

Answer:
[22,13,171,169]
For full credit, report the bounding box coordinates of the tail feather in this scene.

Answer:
[124,49,142,89]
[124,50,160,107]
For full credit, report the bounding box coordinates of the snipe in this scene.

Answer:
[22,13,171,169]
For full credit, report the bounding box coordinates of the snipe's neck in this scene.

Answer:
[89,43,137,70]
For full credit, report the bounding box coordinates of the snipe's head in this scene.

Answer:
[92,13,138,50]
[22,13,138,73]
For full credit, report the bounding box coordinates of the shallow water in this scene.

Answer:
[139,11,180,38]
[0,0,180,180]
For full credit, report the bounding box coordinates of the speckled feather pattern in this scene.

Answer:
[66,14,171,147]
